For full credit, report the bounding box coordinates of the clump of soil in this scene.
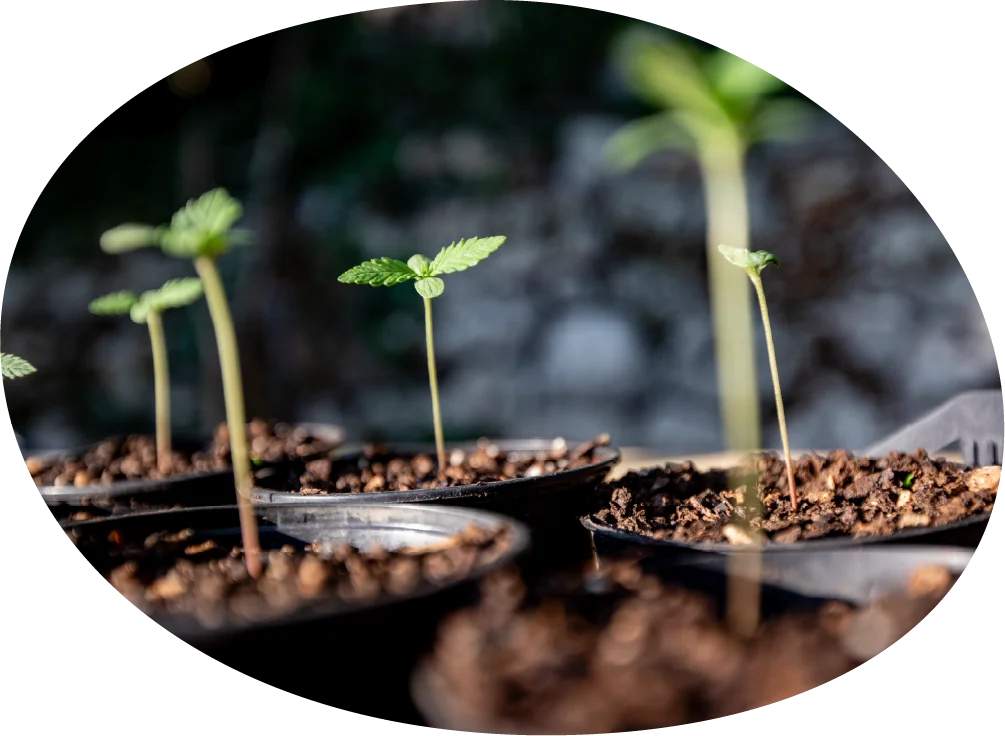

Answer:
[593,450,998,545]
[293,435,611,496]
[418,562,956,734]
[27,419,338,488]
[68,522,513,630]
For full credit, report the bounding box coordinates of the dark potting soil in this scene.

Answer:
[593,450,998,545]
[68,523,514,630]
[419,562,956,734]
[293,435,611,495]
[27,419,336,489]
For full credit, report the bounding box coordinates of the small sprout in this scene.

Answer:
[100,189,261,578]
[89,279,204,474]
[339,236,507,470]
[1,344,36,380]
[902,472,916,490]
[717,244,797,510]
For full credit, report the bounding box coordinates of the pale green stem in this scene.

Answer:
[696,124,764,637]
[697,131,761,453]
[146,310,171,474]
[194,256,261,579]
[423,297,446,471]
[750,273,798,509]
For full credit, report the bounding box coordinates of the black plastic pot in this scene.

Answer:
[252,440,621,572]
[581,455,991,560]
[582,511,990,561]
[37,423,344,522]
[64,502,528,725]
[412,545,972,732]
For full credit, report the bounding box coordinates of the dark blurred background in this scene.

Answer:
[3,1,999,452]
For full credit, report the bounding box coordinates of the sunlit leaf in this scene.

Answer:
[338,258,417,286]
[429,236,506,275]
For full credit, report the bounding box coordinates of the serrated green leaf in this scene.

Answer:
[606,111,694,170]
[338,258,418,287]
[718,245,779,275]
[407,254,432,276]
[415,277,445,299]
[99,224,164,254]
[1,353,36,380]
[614,28,724,122]
[89,291,140,316]
[706,51,785,110]
[171,188,243,236]
[161,188,245,258]
[429,236,506,276]
[150,278,204,311]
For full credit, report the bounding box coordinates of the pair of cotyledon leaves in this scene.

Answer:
[605,27,813,170]
[338,236,506,299]
[89,278,204,324]
[99,188,251,260]
[717,244,779,276]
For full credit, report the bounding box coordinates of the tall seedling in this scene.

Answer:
[100,189,262,577]
[606,28,811,454]
[338,236,506,471]
[89,279,204,474]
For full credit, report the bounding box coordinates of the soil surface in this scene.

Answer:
[592,450,998,545]
[291,435,611,495]
[68,522,513,630]
[419,562,956,733]
[28,419,338,488]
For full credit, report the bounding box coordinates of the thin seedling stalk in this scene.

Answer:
[750,274,797,509]
[423,296,446,471]
[146,309,172,474]
[194,256,262,579]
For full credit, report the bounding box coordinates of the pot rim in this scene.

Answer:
[64,502,530,641]
[34,422,345,502]
[251,438,621,505]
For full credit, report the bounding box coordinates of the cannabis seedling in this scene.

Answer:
[338,236,507,471]
[718,245,797,509]
[100,189,262,577]
[89,279,204,474]
[606,28,812,455]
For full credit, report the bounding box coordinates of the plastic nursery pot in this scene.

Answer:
[252,439,621,573]
[64,503,528,726]
[35,422,344,523]
[411,545,972,733]
[580,458,992,561]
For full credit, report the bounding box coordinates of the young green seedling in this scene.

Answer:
[718,244,797,509]
[606,28,812,456]
[99,188,262,578]
[89,278,204,474]
[338,236,507,471]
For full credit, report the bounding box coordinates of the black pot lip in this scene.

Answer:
[63,502,531,641]
[32,422,345,502]
[250,438,621,505]
[582,455,993,551]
